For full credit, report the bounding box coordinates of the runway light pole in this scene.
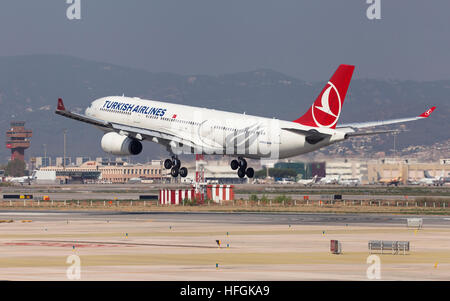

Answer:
[63,129,67,171]
[43,144,47,167]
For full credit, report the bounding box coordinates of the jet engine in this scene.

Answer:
[101,132,143,155]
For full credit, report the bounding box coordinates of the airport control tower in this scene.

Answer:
[6,121,32,161]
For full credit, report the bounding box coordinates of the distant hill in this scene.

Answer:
[0,55,448,163]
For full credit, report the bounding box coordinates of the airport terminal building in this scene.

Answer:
[324,158,450,185]
[367,158,450,185]
[40,160,164,184]
[33,156,450,185]
[274,158,450,185]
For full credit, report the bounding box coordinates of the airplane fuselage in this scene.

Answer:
[85,96,347,159]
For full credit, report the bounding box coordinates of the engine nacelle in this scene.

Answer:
[329,130,349,143]
[101,132,143,155]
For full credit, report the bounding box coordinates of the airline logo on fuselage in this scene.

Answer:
[102,100,166,117]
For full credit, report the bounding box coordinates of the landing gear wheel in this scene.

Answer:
[164,159,173,169]
[170,167,179,177]
[230,160,239,170]
[172,158,181,169]
[238,158,247,170]
[246,167,254,178]
[237,168,246,178]
[179,167,188,178]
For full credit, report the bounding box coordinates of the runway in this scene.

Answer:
[1,183,449,202]
[1,210,450,226]
[1,210,450,280]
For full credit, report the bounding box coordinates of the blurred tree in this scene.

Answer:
[254,167,297,179]
[5,159,26,177]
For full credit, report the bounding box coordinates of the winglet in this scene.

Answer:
[419,106,436,118]
[57,98,66,111]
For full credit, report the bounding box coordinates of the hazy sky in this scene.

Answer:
[0,0,449,81]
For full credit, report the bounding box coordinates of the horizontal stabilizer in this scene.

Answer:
[344,129,403,137]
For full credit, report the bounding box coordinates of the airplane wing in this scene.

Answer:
[284,106,435,140]
[344,129,402,137]
[55,98,202,150]
[55,98,110,128]
[337,107,436,130]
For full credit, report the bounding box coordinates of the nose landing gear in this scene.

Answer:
[231,157,254,179]
[164,156,188,178]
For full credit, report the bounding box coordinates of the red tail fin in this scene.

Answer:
[419,106,436,118]
[293,64,355,129]
[57,98,66,111]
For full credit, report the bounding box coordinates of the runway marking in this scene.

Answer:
[1,251,450,268]
[2,240,220,249]
[2,242,124,248]
[0,212,70,216]
[1,228,450,240]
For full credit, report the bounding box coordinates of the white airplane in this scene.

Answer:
[338,178,361,186]
[7,175,34,184]
[276,178,296,185]
[128,177,143,184]
[318,175,340,185]
[55,64,436,179]
[407,179,420,185]
[297,175,318,186]
[419,170,444,186]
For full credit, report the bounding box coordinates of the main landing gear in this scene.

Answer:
[164,156,188,178]
[230,157,254,179]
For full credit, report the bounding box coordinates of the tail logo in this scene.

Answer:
[423,108,432,117]
[312,81,342,128]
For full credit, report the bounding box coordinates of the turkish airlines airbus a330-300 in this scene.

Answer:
[55,65,436,179]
